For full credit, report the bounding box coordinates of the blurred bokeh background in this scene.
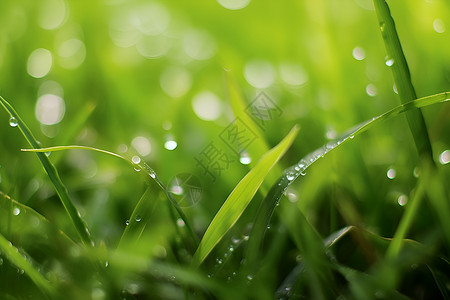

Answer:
[0,1,449,294]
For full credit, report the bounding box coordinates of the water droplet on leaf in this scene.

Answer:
[9,117,18,127]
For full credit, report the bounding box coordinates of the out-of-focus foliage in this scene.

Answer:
[0,0,449,299]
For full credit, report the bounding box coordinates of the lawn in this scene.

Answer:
[0,0,449,299]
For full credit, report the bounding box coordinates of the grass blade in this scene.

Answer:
[0,191,77,247]
[118,185,158,249]
[192,125,300,266]
[0,96,93,247]
[0,233,56,298]
[373,0,433,159]
[22,145,199,247]
[224,71,282,184]
[244,92,449,273]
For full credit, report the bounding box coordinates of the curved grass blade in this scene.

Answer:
[22,145,199,247]
[386,167,427,260]
[192,125,300,267]
[245,92,449,276]
[0,96,93,247]
[278,91,448,200]
[373,0,433,159]
[224,71,282,185]
[0,191,77,247]
[117,185,158,249]
[0,233,57,298]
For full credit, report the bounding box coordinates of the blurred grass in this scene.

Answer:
[0,0,449,299]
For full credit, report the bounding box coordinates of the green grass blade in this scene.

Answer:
[386,168,427,260]
[244,92,449,272]
[0,96,93,247]
[192,125,300,266]
[22,145,199,247]
[0,233,56,298]
[224,71,282,181]
[118,185,158,249]
[279,92,449,193]
[373,0,433,159]
[0,191,77,247]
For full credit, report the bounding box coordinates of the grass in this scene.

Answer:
[0,1,449,299]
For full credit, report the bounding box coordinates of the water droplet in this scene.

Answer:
[433,18,446,33]
[352,46,365,61]
[239,152,252,165]
[105,261,109,267]
[132,155,141,164]
[287,192,298,203]
[267,224,271,229]
[149,171,156,178]
[9,117,18,127]
[385,57,394,67]
[125,220,130,226]
[216,258,223,264]
[176,218,185,227]
[439,150,450,165]
[380,22,386,32]
[349,135,355,139]
[135,216,142,222]
[229,245,234,252]
[164,140,177,150]
[231,237,240,244]
[366,84,377,97]
[413,167,420,178]
[12,207,20,216]
[397,194,408,206]
[247,274,254,281]
[386,168,396,179]
[286,172,295,181]
[134,167,142,172]
[218,0,251,10]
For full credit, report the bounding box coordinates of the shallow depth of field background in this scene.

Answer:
[0,0,449,299]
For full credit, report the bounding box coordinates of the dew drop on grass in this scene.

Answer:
[397,194,408,206]
[366,84,377,97]
[176,218,185,227]
[352,46,365,61]
[239,152,251,165]
[246,274,254,281]
[135,216,142,222]
[12,207,20,216]
[164,140,177,150]
[380,22,386,32]
[216,258,223,264]
[439,150,450,164]
[413,167,420,178]
[385,57,394,67]
[125,220,130,226]
[286,172,295,181]
[386,168,396,179]
[132,155,141,164]
[9,117,18,127]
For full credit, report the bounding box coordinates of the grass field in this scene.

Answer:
[0,0,449,299]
